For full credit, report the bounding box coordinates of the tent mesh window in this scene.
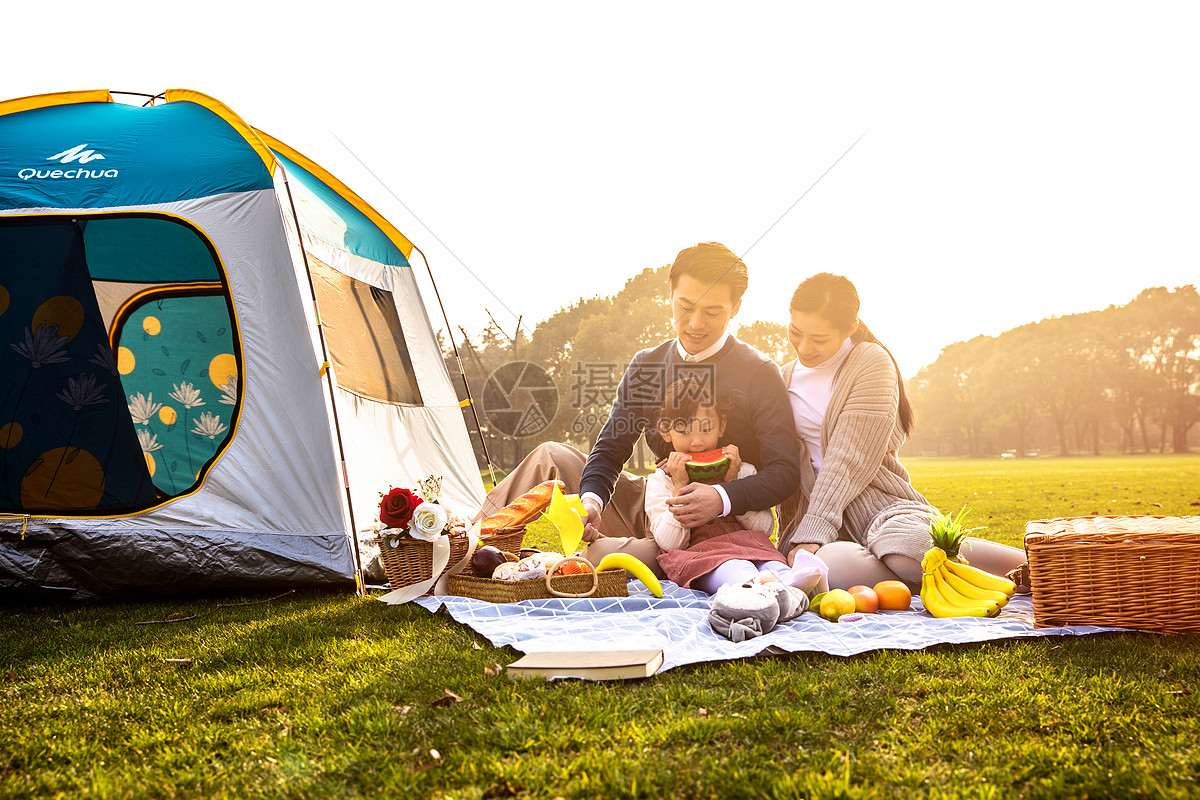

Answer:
[0,215,239,514]
[308,257,423,405]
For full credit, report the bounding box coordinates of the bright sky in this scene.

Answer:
[8,2,1199,376]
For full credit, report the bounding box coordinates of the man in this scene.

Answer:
[476,242,800,572]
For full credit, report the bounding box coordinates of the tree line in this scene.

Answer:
[443,266,672,469]
[442,271,1198,466]
[904,285,1199,457]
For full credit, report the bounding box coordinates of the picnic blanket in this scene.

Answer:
[412,580,1137,674]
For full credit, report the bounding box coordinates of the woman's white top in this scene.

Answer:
[788,336,854,473]
[644,462,775,551]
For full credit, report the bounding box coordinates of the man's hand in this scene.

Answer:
[666,483,723,528]
[581,496,604,542]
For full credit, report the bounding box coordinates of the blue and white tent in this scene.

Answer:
[0,89,485,599]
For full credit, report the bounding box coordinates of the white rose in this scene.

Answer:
[409,502,448,542]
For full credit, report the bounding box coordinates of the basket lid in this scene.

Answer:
[1025,515,1200,545]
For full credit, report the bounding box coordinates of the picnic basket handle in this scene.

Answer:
[545,555,598,598]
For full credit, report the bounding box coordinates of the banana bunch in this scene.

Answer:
[919,547,1016,618]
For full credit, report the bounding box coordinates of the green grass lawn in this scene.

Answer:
[3,455,1199,799]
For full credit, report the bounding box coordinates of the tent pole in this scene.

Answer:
[278,166,366,597]
[411,245,499,487]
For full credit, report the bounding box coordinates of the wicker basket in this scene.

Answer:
[376,526,526,594]
[1025,515,1200,633]
[479,527,526,557]
[447,558,629,603]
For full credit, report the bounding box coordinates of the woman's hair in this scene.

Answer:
[789,273,915,435]
[669,242,749,303]
[656,376,735,435]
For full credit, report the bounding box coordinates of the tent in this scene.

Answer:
[0,89,485,599]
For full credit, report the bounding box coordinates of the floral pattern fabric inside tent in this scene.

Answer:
[0,220,156,512]
[0,215,239,514]
[112,293,237,496]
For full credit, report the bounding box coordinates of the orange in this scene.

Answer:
[554,559,590,576]
[873,580,913,611]
[847,585,879,613]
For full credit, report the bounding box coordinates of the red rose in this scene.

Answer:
[380,487,420,529]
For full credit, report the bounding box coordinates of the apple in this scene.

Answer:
[471,545,506,577]
[847,585,880,614]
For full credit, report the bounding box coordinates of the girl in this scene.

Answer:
[777,273,1026,588]
[650,377,828,595]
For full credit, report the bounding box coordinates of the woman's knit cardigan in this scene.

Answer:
[776,340,933,560]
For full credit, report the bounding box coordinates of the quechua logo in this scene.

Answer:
[18,144,119,180]
[49,144,106,164]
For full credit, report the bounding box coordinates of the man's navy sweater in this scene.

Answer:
[578,337,801,519]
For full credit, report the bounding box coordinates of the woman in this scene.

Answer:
[776,273,1025,590]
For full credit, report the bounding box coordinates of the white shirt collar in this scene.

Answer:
[675,332,730,362]
[794,336,854,374]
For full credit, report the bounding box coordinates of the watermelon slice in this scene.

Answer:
[685,448,731,481]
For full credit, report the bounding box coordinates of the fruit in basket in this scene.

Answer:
[846,585,879,613]
[595,553,663,597]
[554,558,590,576]
[919,545,1014,618]
[684,449,731,482]
[472,545,507,578]
[872,580,912,610]
[547,556,594,579]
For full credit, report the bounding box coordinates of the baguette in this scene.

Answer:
[481,480,564,533]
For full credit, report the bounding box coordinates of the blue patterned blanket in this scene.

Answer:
[411,580,1136,674]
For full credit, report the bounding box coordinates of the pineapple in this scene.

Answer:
[926,507,980,564]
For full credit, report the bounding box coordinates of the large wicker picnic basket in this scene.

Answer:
[1024,515,1200,633]
[376,527,526,594]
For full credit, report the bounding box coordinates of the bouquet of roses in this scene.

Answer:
[378,475,467,548]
